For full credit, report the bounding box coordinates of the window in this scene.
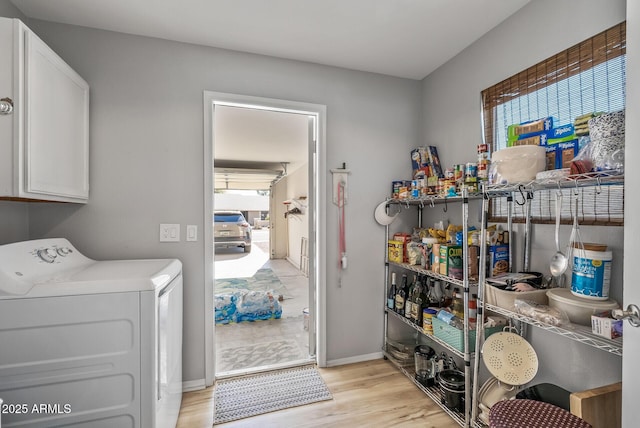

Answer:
[482,22,625,225]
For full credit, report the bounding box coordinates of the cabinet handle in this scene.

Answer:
[612,304,640,327]
[0,97,13,115]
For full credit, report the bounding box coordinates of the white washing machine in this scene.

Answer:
[0,238,183,428]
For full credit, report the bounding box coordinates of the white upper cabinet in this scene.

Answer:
[0,18,89,203]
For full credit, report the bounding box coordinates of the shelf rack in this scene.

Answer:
[386,308,469,359]
[389,261,478,289]
[382,349,466,427]
[484,303,622,356]
[470,172,625,423]
[482,171,623,194]
[384,188,481,427]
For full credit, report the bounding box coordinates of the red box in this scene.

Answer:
[393,233,412,263]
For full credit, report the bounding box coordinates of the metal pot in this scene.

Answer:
[437,369,465,412]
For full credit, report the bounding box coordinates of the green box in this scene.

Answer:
[432,316,502,352]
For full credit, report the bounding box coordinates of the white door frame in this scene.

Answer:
[203,91,327,386]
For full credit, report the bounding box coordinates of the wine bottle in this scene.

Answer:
[405,275,416,319]
[387,272,397,310]
[452,288,464,319]
[412,276,427,325]
[395,274,408,315]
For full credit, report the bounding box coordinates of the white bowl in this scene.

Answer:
[490,145,546,184]
[546,288,619,326]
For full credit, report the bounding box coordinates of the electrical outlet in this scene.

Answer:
[159,224,180,242]
[186,225,198,242]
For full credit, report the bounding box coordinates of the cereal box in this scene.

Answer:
[388,240,404,264]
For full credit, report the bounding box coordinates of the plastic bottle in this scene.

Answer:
[436,309,464,330]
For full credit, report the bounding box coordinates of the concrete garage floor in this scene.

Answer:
[214,229,311,375]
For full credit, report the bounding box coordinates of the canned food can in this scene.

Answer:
[454,164,464,181]
[423,308,438,334]
[465,162,477,179]
[392,180,404,198]
[445,168,455,179]
[477,162,489,179]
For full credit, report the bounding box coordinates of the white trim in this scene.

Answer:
[203,91,327,385]
[182,379,206,392]
[325,352,384,368]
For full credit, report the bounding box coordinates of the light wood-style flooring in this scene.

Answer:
[176,359,458,427]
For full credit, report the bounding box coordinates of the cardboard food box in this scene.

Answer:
[388,240,404,264]
[488,244,509,277]
[508,117,554,141]
[393,233,412,263]
[439,245,463,279]
[591,313,623,339]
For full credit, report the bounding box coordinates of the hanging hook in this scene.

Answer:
[419,199,425,209]
[574,179,580,196]
[443,197,448,213]
[429,198,435,208]
[595,176,602,194]
[515,184,527,206]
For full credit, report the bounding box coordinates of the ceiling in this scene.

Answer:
[213,106,309,190]
[10,0,530,190]
[10,0,530,80]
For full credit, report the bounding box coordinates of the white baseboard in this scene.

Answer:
[182,379,206,392]
[325,352,383,367]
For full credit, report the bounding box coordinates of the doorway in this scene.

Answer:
[203,92,327,385]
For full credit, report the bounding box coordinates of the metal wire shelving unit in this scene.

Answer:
[384,189,482,427]
[470,172,625,423]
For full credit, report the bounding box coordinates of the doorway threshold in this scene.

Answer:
[216,356,316,380]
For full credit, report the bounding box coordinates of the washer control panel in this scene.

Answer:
[35,246,74,263]
[0,238,93,296]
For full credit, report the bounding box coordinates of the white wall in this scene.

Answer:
[421,0,626,392]
[284,166,308,268]
[0,11,422,383]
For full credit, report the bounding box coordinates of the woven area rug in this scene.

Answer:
[213,365,333,424]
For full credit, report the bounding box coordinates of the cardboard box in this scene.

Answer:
[439,244,463,279]
[388,240,404,264]
[509,132,548,147]
[544,139,579,170]
[393,233,412,263]
[591,314,623,339]
[411,147,431,179]
[558,140,579,169]
[508,117,554,141]
[488,244,509,277]
[427,146,444,178]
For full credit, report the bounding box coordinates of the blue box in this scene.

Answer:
[545,145,560,169]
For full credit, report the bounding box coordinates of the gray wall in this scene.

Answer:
[421,0,626,392]
[0,7,421,383]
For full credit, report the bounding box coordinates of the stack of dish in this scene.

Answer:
[478,331,539,424]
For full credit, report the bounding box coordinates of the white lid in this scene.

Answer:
[546,287,618,309]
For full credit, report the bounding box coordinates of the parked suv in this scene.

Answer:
[214,211,252,253]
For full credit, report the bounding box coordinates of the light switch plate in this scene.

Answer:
[160,224,180,242]
[186,225,198,242]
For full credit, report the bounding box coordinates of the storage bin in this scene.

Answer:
[484,282,548,311]
[432,317,502,352]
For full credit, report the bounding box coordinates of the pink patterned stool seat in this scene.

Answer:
[489,399,592,428]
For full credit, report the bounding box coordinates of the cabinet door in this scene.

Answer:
[24,29,89,201]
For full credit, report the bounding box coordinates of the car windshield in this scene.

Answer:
[215,214,244,223]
